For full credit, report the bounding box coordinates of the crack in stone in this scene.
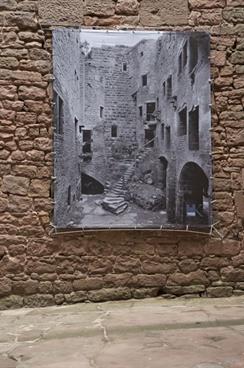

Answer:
[93,310,110,343]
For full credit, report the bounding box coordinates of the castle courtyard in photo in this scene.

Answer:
[53,30,212,230]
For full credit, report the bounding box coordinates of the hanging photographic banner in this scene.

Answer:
[53,29,212,231]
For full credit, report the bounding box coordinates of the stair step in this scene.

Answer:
[103,197,125,204]
[112,187,125,191]
[102,201,128,213]
[114,203,128,215]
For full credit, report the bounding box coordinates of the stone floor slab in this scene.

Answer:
[0,297,244,368]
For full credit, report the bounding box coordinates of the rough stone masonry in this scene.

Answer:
[0,0,243,308]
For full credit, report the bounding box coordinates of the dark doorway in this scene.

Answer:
[145,128,155,147]
[179,162,209,224]
[146,102,156,121]
[82,129,92,160]
[81,173,104,195]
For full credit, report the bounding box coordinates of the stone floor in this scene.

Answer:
[1,296,244,367]
[72,194,167,228]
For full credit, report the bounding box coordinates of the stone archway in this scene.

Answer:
[177,162,209,224]
[81,173,104,195]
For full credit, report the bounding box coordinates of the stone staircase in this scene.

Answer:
[102,164,135,215]
[101,138,155,215]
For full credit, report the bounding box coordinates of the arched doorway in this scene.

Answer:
[178,162,209,224]
[81,173,104,195]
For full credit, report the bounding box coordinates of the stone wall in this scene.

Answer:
[80,45,107,186]
[0,0,244,308]
[53,29,83,227]
[154,33,212,225]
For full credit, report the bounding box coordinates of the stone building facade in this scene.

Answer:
[76,32,211,228]
[0,0,243,308]
[53,29,83,227]
[80,44,139,190]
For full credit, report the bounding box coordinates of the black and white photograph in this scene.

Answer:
[53,29,212,230]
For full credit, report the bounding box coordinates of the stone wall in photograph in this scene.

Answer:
[0,0,244,308]
[53,29,83,227]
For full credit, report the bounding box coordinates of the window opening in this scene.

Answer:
[142,74,147,86]
[54,92,64,135]
[67,186,71,206]
[166,126,171,149]
[132,92,137,106]
[146,102,156,121]
[178,107,187,136]
[163,81,166,96]
[161,124,165,140]
[189,106,199,151]
[183,41,188,67]
[178,53,182,75]
[167,75,172,98]
[145,128,155,147]
[189,37,198,72]
[83,129,92,154]
[139,106,143,117]
[111,125,117,138]
[100,106,104,118]
[74,117,78,140]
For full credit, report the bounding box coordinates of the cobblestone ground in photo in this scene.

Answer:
[72,195,167,228]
